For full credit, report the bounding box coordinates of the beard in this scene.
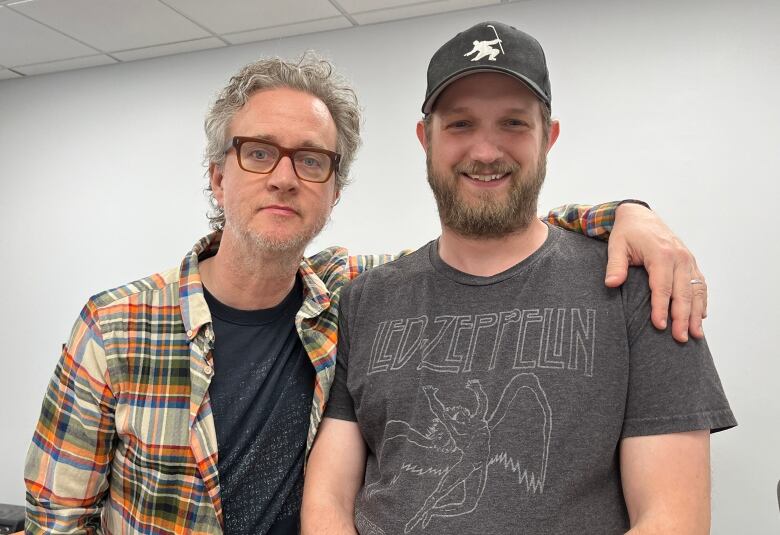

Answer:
[224,203,330,259]
[426,150,547,239]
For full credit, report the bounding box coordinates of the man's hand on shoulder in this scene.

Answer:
[606,202,707,343]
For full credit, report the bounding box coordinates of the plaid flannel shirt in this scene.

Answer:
[24,202,617,534]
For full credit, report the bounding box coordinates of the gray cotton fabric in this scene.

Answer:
[325,224,736,535]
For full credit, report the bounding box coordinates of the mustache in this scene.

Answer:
[454,161,520,175]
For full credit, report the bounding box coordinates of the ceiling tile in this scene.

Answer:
[112,37,225,62]
[352,0,500,25]
[13,0,211,52]
[338,0,440,12]
[0,69,22,80]
[163,0,342,35]
[0,6,98,66]
[14,54,116,76]
[224,16,351,45]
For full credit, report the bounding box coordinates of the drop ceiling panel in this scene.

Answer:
[0,0,507,80]
[0,69,22,80]
[336,0,454,12]
[352,0,499,25]
[112,37,225,62]
[163,0,342,35]
[13,0,211,52]
[14,53,116,75]
[0,6,97,66]
[224,16,351,45]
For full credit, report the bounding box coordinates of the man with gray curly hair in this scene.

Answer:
[25,52,707,535]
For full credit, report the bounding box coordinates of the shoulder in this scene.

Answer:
[304,245,414,293]
[548,227,651,308]
[340,245,431,305]
[64,266,181,372]
[620,266,652,320]
[83,266,180,323]
[549,225,609,261]
[352,245,429,284]
[533,226,612,290]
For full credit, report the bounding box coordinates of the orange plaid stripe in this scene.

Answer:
[545,201,619,239]
[25,203,612,534]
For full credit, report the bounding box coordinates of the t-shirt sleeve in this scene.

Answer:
[324,281,358,422]
[620,268,737,438]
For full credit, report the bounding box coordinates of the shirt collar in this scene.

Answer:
[179,232,221,341]
[178,232,333,336]
[296,255,332,319]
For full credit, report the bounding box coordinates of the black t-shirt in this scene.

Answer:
[205,277,314,535]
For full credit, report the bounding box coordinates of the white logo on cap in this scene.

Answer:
[463,24,505,62]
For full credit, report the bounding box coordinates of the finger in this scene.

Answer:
[669,253,697,342]
[688,275,707,339]
[689,258,708,320]
[697,266,708,319]
[647,260,674,333]
[605,235,630,287]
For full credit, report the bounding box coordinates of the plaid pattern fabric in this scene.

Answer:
[23,233,394,535]
[24,203,612,534]
[546,201,618,239]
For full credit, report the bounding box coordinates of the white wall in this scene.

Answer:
[1,0,778,532]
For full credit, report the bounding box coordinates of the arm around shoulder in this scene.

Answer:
[302,417,367,535]
[620,430,711,535]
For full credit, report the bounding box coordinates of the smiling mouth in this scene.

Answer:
[462,172,510,182]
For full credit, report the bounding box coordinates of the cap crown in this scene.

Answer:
[422,21,551,114]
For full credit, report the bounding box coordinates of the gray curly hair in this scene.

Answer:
[203,53,362,231]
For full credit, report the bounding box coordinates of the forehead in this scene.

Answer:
[229,87,338,149]
[433,72,541,114]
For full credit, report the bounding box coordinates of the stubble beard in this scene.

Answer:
[225,206,330,267]
[426,150,547,239]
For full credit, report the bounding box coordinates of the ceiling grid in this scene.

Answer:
[0,0,515,79]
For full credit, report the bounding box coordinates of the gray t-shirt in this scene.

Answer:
[326,225,736,535]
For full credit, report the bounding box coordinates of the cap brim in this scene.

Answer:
[422,66,550,114]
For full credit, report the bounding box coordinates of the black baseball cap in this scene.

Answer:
[422,21,551,114]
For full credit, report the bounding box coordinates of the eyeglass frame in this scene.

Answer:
[225,136,342,183]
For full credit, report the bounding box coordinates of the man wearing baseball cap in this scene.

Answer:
[302,22,736,534]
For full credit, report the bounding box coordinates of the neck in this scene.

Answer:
[199,230,303,310]
[438,218,548,277]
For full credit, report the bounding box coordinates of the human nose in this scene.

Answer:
[468,133,504,164]
[266,154,300,192]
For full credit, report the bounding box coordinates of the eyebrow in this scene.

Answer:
[248,133,329,150]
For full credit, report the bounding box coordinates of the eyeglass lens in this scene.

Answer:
[239,140,332,181]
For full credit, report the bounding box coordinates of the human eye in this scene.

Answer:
[301,156,322,168]
[447,119,471,129]
[249,148,271,160]
[504,118,529,128]
[296,152,326,169]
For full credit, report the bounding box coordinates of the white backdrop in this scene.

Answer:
[1,0,778,532]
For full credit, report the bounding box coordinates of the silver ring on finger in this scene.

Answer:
[690,279,704,285]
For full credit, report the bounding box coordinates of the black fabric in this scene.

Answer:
[0,503,25,531]
[422,21,551,113]
[204,277,314,535]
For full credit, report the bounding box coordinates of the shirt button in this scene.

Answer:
[203,365,213,376]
